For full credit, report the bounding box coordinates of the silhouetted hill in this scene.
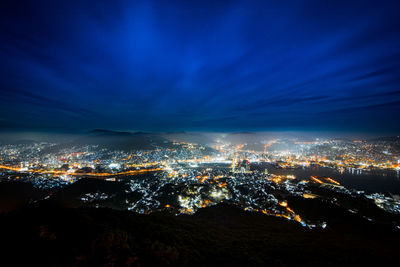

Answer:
[164,131,187,134]
[0,181,48,212]
[49,178,128,209]
[1,201,399,266]
[89,129,134,136]
[89,129,153,136]
[229,132,256,135]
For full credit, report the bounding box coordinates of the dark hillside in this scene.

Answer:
[1,201,399,266]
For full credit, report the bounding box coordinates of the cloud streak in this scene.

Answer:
[0,0,399,133]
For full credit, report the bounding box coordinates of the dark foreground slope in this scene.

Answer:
[1,202,399,267]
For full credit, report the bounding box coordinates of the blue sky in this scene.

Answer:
[0,0,399,133]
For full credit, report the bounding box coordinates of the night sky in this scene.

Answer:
[0,0,399,133]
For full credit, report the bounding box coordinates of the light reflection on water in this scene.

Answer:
[261,164,400,194]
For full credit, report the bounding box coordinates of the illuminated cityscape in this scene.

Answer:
[1,0,400,265]
[1,134,400,230]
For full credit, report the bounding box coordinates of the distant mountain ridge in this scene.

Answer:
[89,129,151,136]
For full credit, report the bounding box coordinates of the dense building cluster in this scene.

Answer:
[1,137,400,229]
